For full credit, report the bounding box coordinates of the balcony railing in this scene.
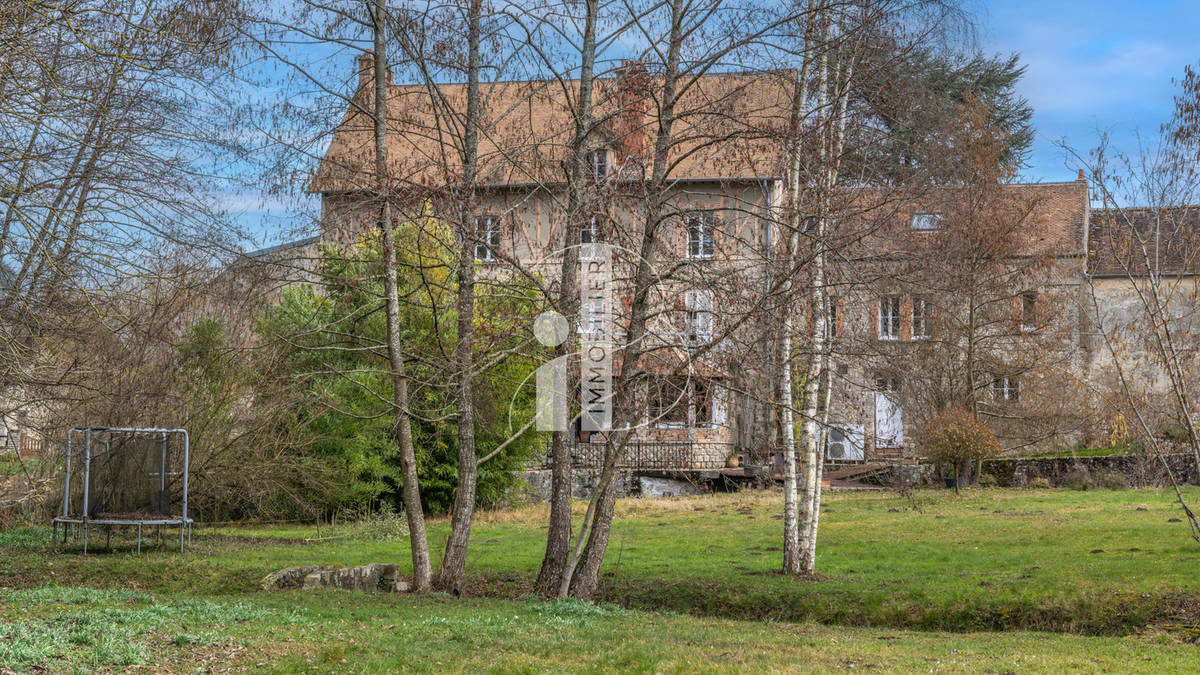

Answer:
[541,441,734,470]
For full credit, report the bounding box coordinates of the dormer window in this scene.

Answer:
[910,212,943,231]
[586,150,609,181]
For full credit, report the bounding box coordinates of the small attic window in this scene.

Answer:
[910,212,943,231]
[586,150,609,181]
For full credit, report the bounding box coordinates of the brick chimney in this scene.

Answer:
[357,50,392,94]
[613,60,650,162]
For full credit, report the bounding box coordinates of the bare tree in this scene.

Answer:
[1079,100,1200,540]
[369,0,434,590]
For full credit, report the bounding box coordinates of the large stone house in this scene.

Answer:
[305,54,1155,467]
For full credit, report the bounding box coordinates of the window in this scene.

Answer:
[910,212,944,231]
[801,216,817,233]
[586,150,608,181]
[692,379,715,426]
[992,375,1020,402]
[474,216,500,262]
[912,296,932,339]
[878,296,901,340]
[684,289,714,346]
[581,215,601,244]
[648,376,688,427]
[875,375,901,394]
[1020,292,1038,332]
[686,211,716,259]
[647,376,715,428]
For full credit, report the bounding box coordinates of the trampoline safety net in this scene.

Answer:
[63,429,187,520]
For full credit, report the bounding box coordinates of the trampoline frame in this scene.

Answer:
[52,426,192,554]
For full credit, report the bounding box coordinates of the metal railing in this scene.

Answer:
[547,441,735,470]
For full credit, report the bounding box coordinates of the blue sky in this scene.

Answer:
[978,0,1200,182]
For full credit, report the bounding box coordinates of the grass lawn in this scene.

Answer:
[3,487,1200,671]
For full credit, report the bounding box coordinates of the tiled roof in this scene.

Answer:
[833,180,1089,260]
[309,59,793,194]
[1089,207,1200,276]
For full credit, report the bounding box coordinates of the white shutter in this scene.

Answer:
[685,289,714,344]
[875,392,903,448]
[846,425,865,460]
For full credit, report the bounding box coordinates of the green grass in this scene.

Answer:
[2,587,1199,672]
[0,456,36,477]
[4,488,1200,671]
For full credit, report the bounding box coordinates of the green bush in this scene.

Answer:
[257,234,544,515]
[1026,477,1051,489]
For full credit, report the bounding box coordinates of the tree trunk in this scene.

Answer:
[779,6,812,576]
[371,1,432,592]
[564,0,686,600]
[436,0,484,591]
[780,316,802,574]
[798,6,856,576]
[535,0,598,597]
[535,430,573,595]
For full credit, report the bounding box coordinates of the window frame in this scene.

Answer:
[878,296,901,340]
[992,375,1020,403]
[825,296,839,340]
[647,375,717,429]
[581,214,601,245]
[685,210,716,259]
[586,150,608,181]
[474,215,501,262]
[684,289,714,347]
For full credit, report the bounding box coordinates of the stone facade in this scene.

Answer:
[304,54,1194,466]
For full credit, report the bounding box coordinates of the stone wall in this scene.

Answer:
[982,453,1200,488]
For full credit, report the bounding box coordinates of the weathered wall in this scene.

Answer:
[982,453,1200,488]
[515,469,706,503]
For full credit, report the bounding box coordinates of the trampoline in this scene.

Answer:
[52,426,192,554]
